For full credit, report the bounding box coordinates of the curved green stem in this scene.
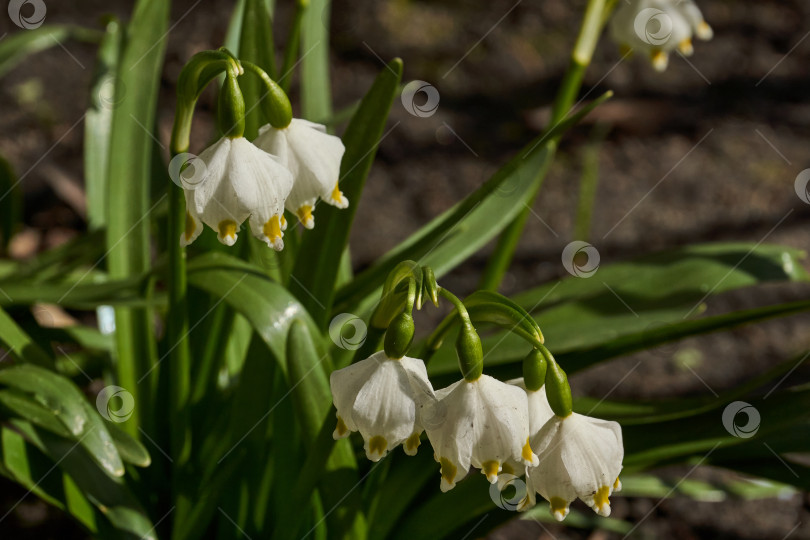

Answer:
[479,0,611,291]
[240,60,293,128]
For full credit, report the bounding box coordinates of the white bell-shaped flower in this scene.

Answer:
[499,378,555,478]
[424,375,538,492]
[522,413,623,520]
[330,351,434,462]
[610,0,713,71]
[254,119,347,229]
[180,136,293,250]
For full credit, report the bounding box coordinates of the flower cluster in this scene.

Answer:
[181,121,346,250]
[176,56,347,250]
[610,0,713,71]
[329,302,624,520]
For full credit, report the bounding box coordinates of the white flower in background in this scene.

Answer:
[254,119,347,229]
[181,136,293,249]
[610,0,713,71]
[330,351,434,461]
[424,375,538,492]
[522,413,623,520]
[499,378,555,478]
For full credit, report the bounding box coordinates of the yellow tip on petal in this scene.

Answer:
[697,21,713,40]
[262,215,284,250]
[651,50,669,72]
[440,457,457,492]
[614,477,622,492]
[522,437,539,466]
[678,38,694,56]
[366,435,388,461]
[280,215,288,231]
[592,485,611,517]
[217,220,238,246]
[296,205,315,229]
[404,433,421,456]
[330,183,349,209]
[333,416,350,439]
[184,212,196,244]
[481,460,501,484]
[550,497,570,521]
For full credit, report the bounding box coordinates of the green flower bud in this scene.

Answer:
[544,353,573,417]
[457,321,483,382]
[218,71,246,138]
[240,61,293,129]
[384,312,415,359]
[523,348,548,392]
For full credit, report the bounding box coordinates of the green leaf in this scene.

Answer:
[0,306,53,367]
[300,0,332,120]
[278,321,366,540]
[290,58,403,326]
[1,425,71,511]
[105,0,168,435]
[238,0,276,138]
[108,423,151,467]
[186,252,323,367]
[85,18,123,230]
[0,364,125,477]
[334,92,613,316]
[12,420,156,539]
[426,243,810,377]
[0,25,101,78]
[0,388,72,437]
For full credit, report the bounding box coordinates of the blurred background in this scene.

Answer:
[1,0,810,537]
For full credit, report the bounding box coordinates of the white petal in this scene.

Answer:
[352,360,420,461]
[559,415,623,514]
[329,352,382,435]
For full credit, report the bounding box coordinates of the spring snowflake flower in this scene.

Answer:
[610,0,713,71]
[424,375,538,492]
[521,413,623,520]
[180,136,293,249]
[499,378,555,478]
[254,119,347,229]
[330,351,434,461]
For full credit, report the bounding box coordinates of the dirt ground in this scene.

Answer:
[1,0,810,538]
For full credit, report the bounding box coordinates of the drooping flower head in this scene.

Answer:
[180,136,293,250]
[610,0,713,71]
[254,119,347,229]
[523,413,624,520]
[330,350,435,461]
[424,374,539,492]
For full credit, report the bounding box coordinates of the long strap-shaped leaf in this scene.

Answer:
[105,0,169,436]
[289,59,403,327]
[333,92,612,316]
